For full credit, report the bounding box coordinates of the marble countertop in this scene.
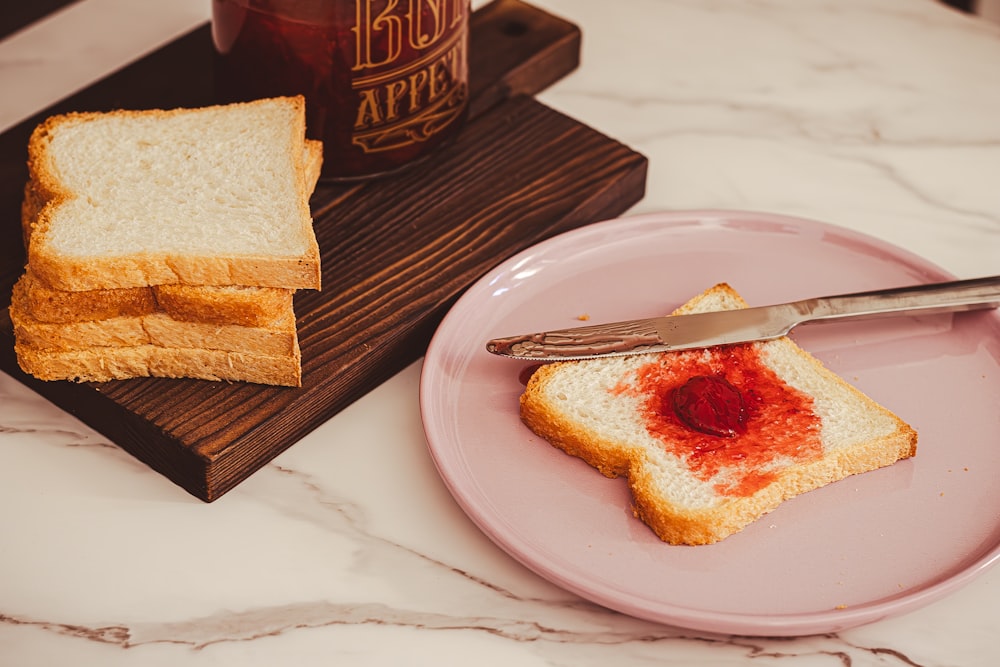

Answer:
[2,0,999,664]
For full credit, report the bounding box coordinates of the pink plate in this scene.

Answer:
[419,210,1000,636]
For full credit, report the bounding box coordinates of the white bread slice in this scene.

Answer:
[519,284,918,546]
[9,285,297,357]
[24,96,321,291]
[13,343,301,387]
[16,268,293,327]
[11,311,296,357]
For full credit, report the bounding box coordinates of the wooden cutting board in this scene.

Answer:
[0,0,647,501]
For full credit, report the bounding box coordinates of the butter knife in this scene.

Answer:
[485,275,1000,360]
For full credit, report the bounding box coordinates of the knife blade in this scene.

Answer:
[485,275,1000,360]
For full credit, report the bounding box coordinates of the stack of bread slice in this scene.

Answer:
[10,96,322,387]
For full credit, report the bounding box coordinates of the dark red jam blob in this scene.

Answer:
[671,375,747,438]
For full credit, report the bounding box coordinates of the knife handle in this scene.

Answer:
[804,275,1000,321]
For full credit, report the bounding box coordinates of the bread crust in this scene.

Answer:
[14,270,294,327]
[14,342,302,387]
[14,269,157,322]
[28,232,321,292]
[153,284,294,328]
[519,284,918,546]
[10,290,297,358]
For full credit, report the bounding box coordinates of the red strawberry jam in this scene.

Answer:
[612,344,822,497]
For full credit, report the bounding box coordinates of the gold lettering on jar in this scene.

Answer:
[350,0,469,153]
[407,0,451,50]
[352,0,403,71]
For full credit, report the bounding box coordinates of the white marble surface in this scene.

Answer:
[2,0,999,664]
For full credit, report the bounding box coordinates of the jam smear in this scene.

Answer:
[613,344,822,497]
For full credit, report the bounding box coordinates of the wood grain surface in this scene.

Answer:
[0,0,647,500]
